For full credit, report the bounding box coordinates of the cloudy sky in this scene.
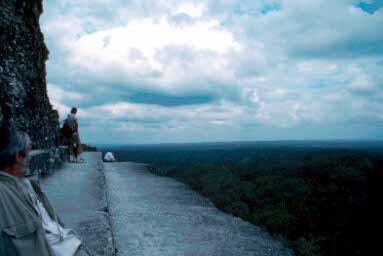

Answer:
[40,0,383,144]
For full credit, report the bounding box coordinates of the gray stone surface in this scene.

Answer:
[104,162,294,256]
[28,148,65,177]
[41,152,115,256]
[37,152,294,256]
[0,0,59,149]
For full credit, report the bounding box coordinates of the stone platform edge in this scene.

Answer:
[28,147,68,177]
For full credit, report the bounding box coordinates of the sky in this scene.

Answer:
[40,0,383,144]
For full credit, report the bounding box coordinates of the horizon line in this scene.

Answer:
[90,139,383,147]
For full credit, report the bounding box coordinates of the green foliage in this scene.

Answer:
[249,208,297,234]
[81,144,97,152]
[103,143,383,256]
[295,236,324,256]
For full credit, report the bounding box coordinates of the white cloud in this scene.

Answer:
[40,0,383,143]
[74,17,238,57]
[175,3,205,17]
[349,79,377,93]
[48,83,84,102]
[63,15,241,95]
[116,123,146,132]
[47,83,86,120]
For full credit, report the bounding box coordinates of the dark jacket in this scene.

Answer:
[0,171,64,256]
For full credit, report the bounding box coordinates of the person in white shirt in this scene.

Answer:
[104,151,116,162]
[66,107,85,163]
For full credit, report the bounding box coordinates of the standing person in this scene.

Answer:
[103,151,116,162]
[65,107,85,163]
[0,125,87,255]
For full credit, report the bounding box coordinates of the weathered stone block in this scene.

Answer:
[28,148,66,177]
[0,0,58,150]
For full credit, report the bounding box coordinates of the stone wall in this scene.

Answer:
[0,0,59,149]
[29,148,65,176]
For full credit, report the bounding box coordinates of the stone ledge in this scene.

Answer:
[28,148,66,176]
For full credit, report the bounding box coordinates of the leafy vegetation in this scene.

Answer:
[81,144,97,152]
[100,141,383,256]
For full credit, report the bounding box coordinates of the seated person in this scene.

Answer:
[0,125,86,256]
[103,151,116,162]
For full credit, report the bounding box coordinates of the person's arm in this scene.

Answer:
[75,119,78,133]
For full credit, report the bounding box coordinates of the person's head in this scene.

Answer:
[0,125,32,177]
[71,107,77,115]
[112,151,115,155]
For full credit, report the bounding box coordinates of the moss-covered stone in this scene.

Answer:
[0,0,57,149]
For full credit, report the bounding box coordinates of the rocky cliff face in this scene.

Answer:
[0,0,59,149]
